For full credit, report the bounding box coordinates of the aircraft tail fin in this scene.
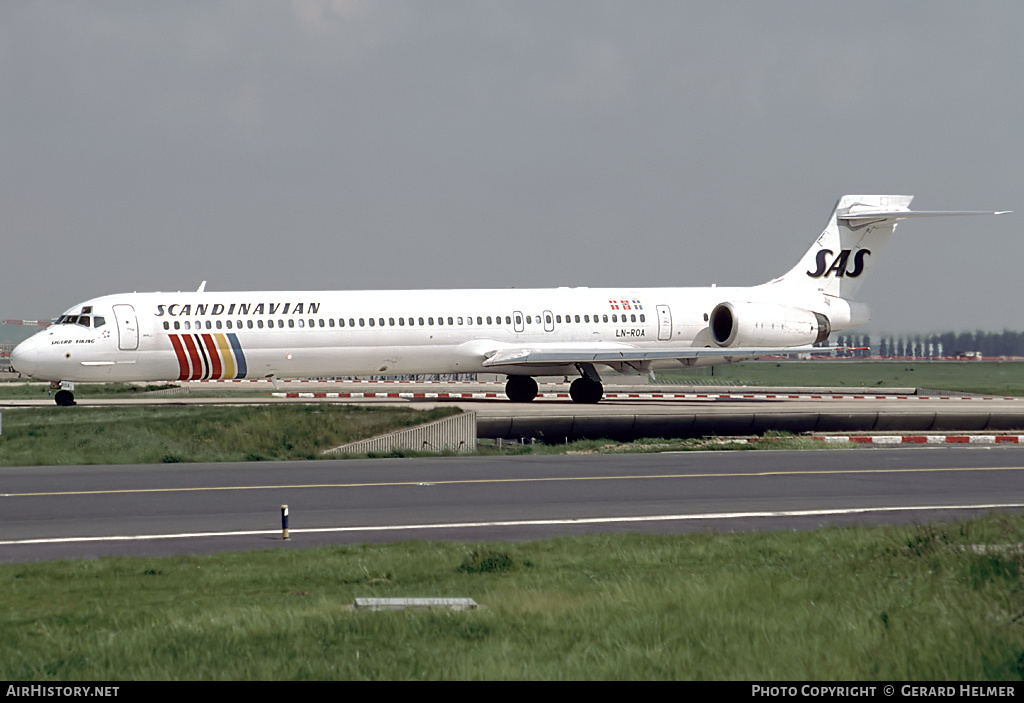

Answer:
[767,195,1009,300]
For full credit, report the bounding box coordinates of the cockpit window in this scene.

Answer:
[78,316,90,327]
[93,316,105,328]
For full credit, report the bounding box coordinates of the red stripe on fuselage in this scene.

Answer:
[201,334,222,380]
[169,335,190,381]
[181,335,204,380]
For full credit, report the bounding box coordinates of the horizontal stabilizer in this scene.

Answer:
[839,210,1011,222]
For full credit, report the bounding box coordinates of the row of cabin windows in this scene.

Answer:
[160,312,646,332]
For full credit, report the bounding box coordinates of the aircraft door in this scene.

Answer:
[112,304,139,351]
[543,310,554,332]
[656,304,672,341]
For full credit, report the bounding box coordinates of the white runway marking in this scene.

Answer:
[3,503,1023,546]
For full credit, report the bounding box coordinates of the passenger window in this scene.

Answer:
[379,318,384,327]
[506,316,512,325]
[163,321,169,331]
[631,314,636,322]
[418,317,424,326]
[546,314,552,324]
[575,315,580,323]
[328,319,334,327]
[389,318,395,326]
[515,315,522,325]
[184,321,191,330]
[257,320,264,329]
[603,315,608,323]
[174,321,181,330]
[247,320,253,329]
[428,317,434,325]
[216,321,222,329]
[476,316,482,325]
[359,318,365,327]
[399,318,405,326]
[349,319,356,327]
[486,316,492,325]
[447,317,453,325]
[206,321,212,329]
[640,314,645,322]
[584,315,590,323]
[369,318,375,327]
[612,314,617,323]
[458,317,464,325]
[226,320,233,329]
[288,319,295,328]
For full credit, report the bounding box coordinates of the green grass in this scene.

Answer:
[660,360,1024,396]
[0,382,183,399]
[0,405,461,465]
[2,513,1023,680]
[0,409,842,466]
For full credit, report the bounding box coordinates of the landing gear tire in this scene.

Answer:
[54,390,76,407]
[569,377,603,404]
[505,376,539,403]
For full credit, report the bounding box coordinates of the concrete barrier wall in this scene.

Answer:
[325,411,477,454]
[476,408,1024,442]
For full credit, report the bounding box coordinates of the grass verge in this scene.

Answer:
[659,360,1024,396]
[0,405,461,465]
[2,512,1022,680]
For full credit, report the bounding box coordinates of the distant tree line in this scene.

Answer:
[822,331,1024,359]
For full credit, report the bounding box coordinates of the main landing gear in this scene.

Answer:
[505,375,539,403]
[569,362,603,404]
[569,376,603,404]
[504,364,605,404]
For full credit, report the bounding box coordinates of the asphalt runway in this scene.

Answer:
[3,446,1023,563]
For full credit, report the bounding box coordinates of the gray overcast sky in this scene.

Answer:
[1,1,1020,334]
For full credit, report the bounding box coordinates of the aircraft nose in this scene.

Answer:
[10,337,39,377]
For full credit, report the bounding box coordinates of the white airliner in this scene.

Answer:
[10,195,1008,406]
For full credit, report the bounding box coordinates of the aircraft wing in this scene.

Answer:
[482,345,815,368]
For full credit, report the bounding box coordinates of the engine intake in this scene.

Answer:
[709,301,830,348]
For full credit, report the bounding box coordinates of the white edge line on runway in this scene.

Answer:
[3,503,1023,546]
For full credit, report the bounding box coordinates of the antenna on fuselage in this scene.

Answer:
[197,281,206,293]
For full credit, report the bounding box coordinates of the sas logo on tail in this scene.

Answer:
[806,249,871,278]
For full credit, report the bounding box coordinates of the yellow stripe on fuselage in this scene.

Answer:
[214,333,236,379]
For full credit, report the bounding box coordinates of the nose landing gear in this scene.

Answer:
[51,382,76,406]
